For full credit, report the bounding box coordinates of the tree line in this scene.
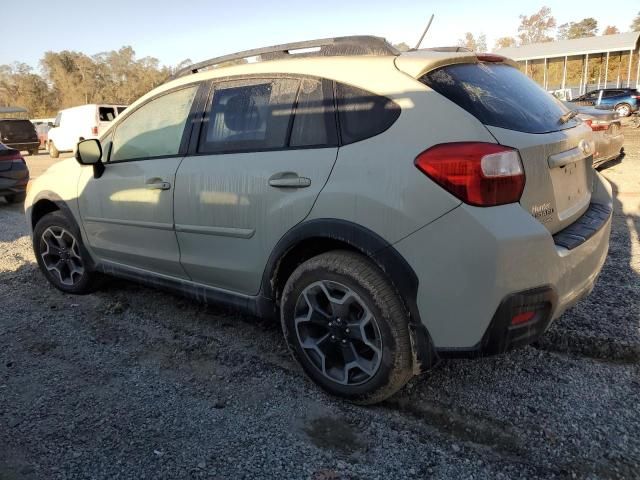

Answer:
[459,7,640,52]
[0,47,192,117]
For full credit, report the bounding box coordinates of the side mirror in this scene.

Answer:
[75,139,105,178]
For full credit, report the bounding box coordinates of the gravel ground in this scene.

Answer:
[1,131,639,480]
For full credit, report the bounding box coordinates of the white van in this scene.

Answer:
[47,104,127,157]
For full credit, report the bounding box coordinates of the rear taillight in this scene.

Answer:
[0,151,24,164]
[476,53,506,63]
[91,126,98,135]
[632,95,640,100]
[414,142,525,207]
[584,119,608,132]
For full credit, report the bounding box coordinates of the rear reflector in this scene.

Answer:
[414,142,525,207]
[92,126,99,135]
[511,311,536,326]
[584,119,608,132]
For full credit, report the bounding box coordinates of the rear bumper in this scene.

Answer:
[5,142,39,152]
[0,163,29,196]
[593,132,624,166]
[394,172,613,353]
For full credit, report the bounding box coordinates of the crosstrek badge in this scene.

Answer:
[531,203,555,223]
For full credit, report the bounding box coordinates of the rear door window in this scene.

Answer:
[421,63,579,134]
[290,78,338,148]
[199,78,299,154]
[336,83,400,145]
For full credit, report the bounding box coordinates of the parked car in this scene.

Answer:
[31,118,56,149]
[25,37,613,404]
[0,143,29,204]
[569,88,640,117]
[47,104,127,158]
[564,103,624,168]
[0,119,40,156]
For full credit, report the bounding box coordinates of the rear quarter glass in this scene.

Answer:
[420,63,579,134]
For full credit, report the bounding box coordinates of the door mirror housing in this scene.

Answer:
[75,139,105,178]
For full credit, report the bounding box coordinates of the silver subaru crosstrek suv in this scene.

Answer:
[25,36,612,404]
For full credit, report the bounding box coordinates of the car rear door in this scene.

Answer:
[173,77,339,295]
[78,84,201,277]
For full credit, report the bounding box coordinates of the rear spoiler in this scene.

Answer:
[395,50,518,79]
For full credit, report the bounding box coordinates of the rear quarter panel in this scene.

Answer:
[308,69,497,244]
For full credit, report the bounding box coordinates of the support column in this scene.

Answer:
[636,50,640,88]
[627,49,633,87]
[543,58,547,89]
[604,51,609,88]
[525,59,529,76]
[561,56,567,90]
[582,53,589,94]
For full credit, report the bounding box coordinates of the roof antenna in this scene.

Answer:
[414,14,435,50]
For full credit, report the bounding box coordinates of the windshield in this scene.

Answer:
[421,63,579,134]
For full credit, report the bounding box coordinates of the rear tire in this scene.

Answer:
[5,192,26,204]
[615,103,631,117]
[33,211,102,294]
[49,141,59,158]
[280,250,414,404]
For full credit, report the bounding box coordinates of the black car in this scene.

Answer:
[0,119,40,155]
[0,143,29,204]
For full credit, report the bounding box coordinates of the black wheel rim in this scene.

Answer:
[40,226,85,286]
[294,280,382,386]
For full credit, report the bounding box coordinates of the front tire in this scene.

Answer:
[48,141,59,158]
[33,211,102,294]
[281,250,414,404]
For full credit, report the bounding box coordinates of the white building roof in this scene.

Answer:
[495,31,640,60]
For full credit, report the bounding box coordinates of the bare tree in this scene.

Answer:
[458,32,487,52]
[557,18,598,40]
[602,25,620,35]
[518,6,556,45]
[494,37,517,50]
[631,12,640,31]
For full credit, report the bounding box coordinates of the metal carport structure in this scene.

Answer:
[495,31,640,96]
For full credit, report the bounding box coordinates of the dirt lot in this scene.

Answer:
[1,130,639,480]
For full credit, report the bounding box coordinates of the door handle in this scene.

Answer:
[145,179,171,190]
[268,172,311,188]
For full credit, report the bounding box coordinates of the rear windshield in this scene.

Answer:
[0,120,36,136]
[421,63,579,134]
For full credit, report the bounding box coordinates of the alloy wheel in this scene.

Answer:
[294,280,382,386]
[616,104,631,117]
[40,226,85,286]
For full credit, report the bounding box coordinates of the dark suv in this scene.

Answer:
[0,119,40,155]
[570,88,640,117]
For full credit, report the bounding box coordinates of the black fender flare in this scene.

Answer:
[27,191,74,230]
[260,218,437,372]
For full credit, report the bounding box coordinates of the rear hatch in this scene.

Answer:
[0,120,38,144]
[414,60,592,234]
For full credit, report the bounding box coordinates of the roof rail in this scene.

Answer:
[420,46,473,53]
[169,35,399,81]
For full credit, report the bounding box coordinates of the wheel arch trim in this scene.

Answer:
[260,218,437,371]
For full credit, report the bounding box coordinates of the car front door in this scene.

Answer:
[78,84,201,277]
[173,77,339,294]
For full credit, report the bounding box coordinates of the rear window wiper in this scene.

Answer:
[559,110,579,124]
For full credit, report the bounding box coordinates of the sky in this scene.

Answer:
[4,0,638,71]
